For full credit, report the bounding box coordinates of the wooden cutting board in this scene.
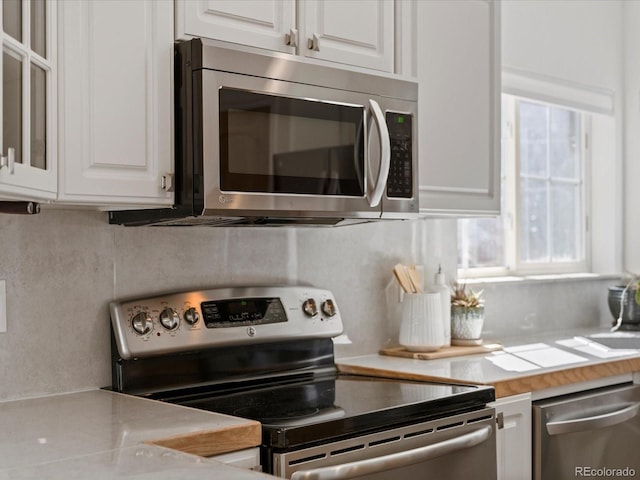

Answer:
[380,343,502,360]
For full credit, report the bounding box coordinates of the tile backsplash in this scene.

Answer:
[0,209,610,401]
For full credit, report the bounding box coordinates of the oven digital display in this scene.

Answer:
[201,297,287,328]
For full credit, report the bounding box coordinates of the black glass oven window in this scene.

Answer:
[219,88,365,196]
[201,297,287,328]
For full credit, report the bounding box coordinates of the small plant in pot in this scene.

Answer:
[450,282,485,346]
[608,274,640,329]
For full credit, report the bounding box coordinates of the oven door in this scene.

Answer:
[198,68,417,220]
[273,407,497,480]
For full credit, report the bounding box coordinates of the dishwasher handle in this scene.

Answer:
[290,425,492,480]
[546,402,640,436]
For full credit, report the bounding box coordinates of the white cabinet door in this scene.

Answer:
[417,0,501,215]
[175,0,296,54]
[492,393,532,480]
[300,0,393,72]
[0,0,57,201]
[57,0,173,206]
[176,0,393,73]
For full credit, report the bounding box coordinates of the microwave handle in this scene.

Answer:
[290,425,492,480]
[366,99,390,208]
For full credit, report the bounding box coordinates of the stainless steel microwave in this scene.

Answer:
[110,39,418,226]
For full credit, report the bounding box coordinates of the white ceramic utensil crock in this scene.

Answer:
[399,292,445,352]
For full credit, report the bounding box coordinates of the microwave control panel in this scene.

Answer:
[386,111,413,199]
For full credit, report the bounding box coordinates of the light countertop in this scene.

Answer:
[337,328,640,398]
[0,389,273,479]
[5,329,639,477]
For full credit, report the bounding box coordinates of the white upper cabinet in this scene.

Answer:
[176,0,394,73]
[416,0,501,216]
[176,0,296,54]
[0,0,57,201]
[299,0,393,72]
[57,0,174,206]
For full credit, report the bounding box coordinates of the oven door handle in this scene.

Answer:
[366,99,390,208]
[546,402,640,436]
[290,425,492,480]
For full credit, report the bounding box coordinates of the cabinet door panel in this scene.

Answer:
[58,0,173,205]
[418,0,500,215]
[176,0,296,54]
[301,0,393,72]
[0,0,56,200]
[493,394,532,480]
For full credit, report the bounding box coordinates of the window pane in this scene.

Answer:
[550,107,580,179]
[31,0,47,58]
[2,0,22,42]
[519,101,548,177]
[520,177,548,263]
[30,63,46,169]
[458,217,505,269]
[3,50,23,164]
[551,183,581,261]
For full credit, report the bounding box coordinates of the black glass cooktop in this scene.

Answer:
[171,373,495,449]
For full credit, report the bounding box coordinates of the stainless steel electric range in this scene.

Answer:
[110,286,497,479]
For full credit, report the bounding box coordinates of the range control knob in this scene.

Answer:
[321,299,337,317]
[302,298,318,317]
[183,307,200,325]
[131,312,153,336]
[159,308,180,331]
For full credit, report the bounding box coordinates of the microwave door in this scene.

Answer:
[200,71,382,219]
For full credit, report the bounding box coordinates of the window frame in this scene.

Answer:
[458,94,591,279]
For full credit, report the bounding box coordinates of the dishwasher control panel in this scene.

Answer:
[110,286,343,360]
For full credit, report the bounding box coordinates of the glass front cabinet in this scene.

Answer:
[1,0,56,201]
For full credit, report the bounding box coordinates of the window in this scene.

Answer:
[458,95,589,277]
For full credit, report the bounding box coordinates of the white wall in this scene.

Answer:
[502,0,622,91]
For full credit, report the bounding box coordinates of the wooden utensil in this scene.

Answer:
[393,264,414,293]
[407,264,422,293]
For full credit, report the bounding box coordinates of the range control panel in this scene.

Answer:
[110,286,344,360]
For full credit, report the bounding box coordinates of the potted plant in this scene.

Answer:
[450,281,485,345]
[608,274,640,328]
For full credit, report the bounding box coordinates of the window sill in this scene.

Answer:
[461,272,620,287]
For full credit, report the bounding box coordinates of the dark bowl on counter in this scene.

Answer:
[608,285,640,325]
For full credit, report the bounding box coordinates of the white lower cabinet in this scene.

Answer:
[208,448,261,471]
[57,0,174,207]
[491,393,532,480]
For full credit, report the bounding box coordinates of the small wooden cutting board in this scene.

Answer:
[380,343,502,360]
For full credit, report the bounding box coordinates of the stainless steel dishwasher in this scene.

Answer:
[533,383,640,480]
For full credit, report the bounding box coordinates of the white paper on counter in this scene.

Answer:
[486,351,540,372]
[557,336,639,358]
[508,345,587,368]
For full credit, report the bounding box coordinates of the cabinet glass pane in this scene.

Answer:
[3,50,23,164]
[30,63,46,169]
[2,0,22,42]
[31,0,47,58]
